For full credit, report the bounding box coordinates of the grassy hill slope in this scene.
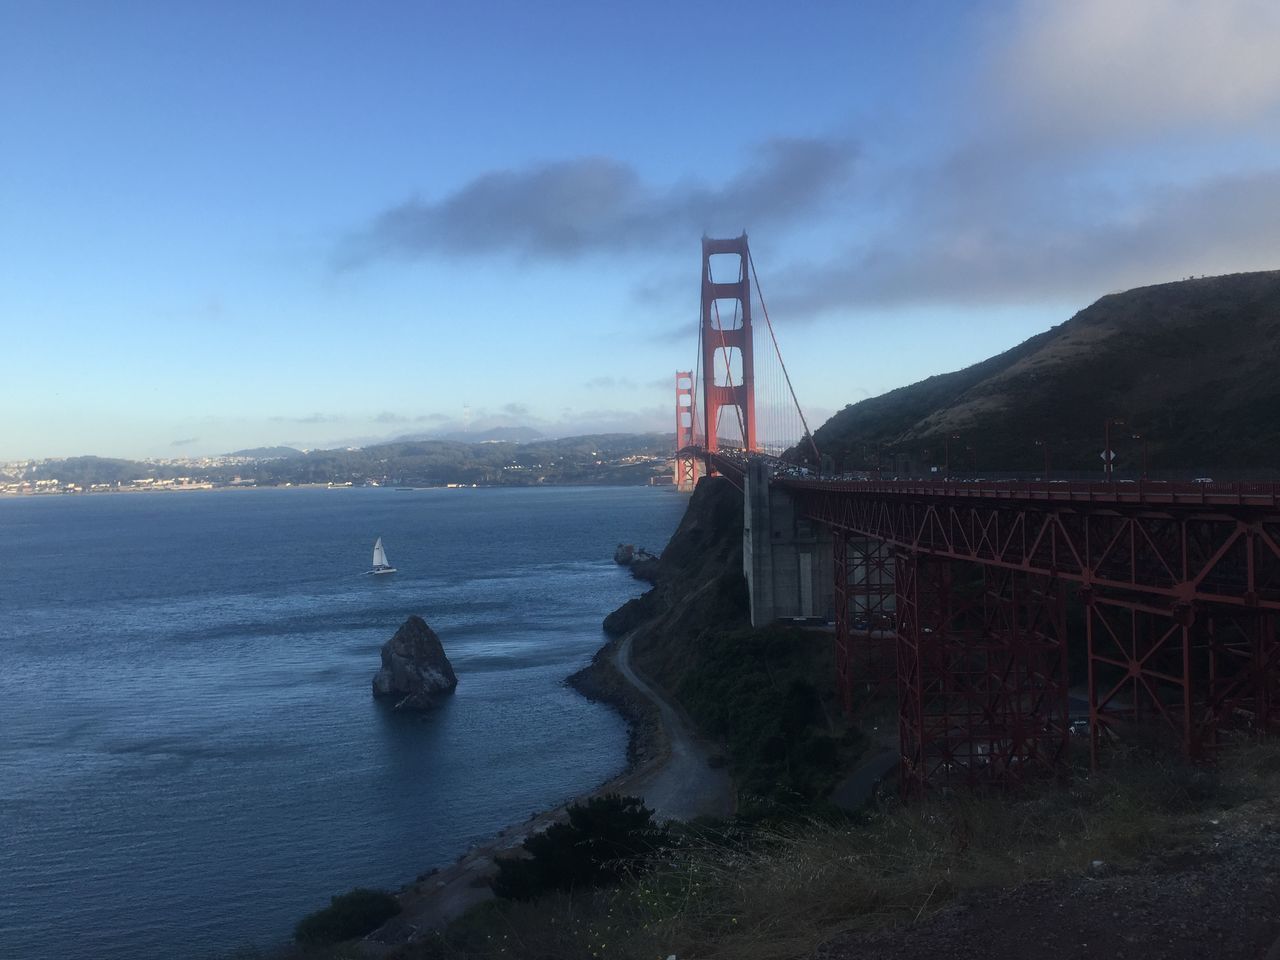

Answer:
[812,270,1280,476]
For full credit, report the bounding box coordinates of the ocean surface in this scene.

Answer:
[0,485,686,960]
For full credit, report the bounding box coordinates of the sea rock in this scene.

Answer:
[372,616,458,710]
[614,543,659,582]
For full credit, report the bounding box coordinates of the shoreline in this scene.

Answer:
[0,480,673,498]
[359,631,679,953]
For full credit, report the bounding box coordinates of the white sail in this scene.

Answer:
[372,537,388,568]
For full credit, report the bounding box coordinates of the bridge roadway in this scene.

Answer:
[708,448,1280,611]
[697,448,1280,794]
[778,476,1280,612]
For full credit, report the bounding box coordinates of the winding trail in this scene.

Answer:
[362,628,734,952]
[612,630,734,822]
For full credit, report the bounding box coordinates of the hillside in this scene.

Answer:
[599,477,863,811]
[12,433,673,490]
[811,270,1280,476]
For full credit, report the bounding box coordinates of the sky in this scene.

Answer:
[4,0,1280,461]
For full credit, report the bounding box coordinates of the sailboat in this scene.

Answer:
[368,537,397,575]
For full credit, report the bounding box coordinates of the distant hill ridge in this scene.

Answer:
[811,270,1280,475]
[21,433,672,488]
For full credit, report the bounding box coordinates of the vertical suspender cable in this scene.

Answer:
[748,248,821,463]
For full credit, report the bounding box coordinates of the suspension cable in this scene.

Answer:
[748,247,820,463]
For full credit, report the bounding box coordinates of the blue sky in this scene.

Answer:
[4,1,1280,460]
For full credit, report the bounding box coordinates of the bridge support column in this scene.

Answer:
[833,532,897,716]
[834,531,852,715]
[1087,595,1199,765]
[897,554,1069,798]
[1208,609,1280,739]
[744,459,775,626]
[1088,595,1280,767]
[744,459,833,626]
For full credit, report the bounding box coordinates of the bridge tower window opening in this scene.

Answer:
[711,346,743,387]
[706,252,744,285]
[708,298,744,331]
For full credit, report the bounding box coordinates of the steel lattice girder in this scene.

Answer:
[832,531,897,715]
[895,552,1069,796]
[1085,593,1280,764]
[791,488,1280,612]
[833,530,853,716]
[1207,610,1280,736]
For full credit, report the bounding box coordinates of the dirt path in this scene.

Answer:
[611,631,734,822]
[362,628,733,951]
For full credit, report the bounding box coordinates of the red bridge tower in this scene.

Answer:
[674,370,700,491]
[701,235,757,455]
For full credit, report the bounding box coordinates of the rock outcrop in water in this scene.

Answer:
[371,616,458,711]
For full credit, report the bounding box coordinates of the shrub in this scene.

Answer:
[491,794,667,901]
[293,887,401,945]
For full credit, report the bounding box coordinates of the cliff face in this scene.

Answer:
[812,270,1280,474]
[603,476,748,651]
[603,478,859,808]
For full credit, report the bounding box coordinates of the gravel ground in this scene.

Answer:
[816,798,1280,960]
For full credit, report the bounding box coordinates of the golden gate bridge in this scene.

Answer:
[673,234,1280,797]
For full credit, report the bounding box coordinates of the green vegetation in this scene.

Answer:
[293,888,401,946]
[491,794,668,901]
[608,477,862,812]
[808,270,1280,475]
[250,434,672,487]
[394,741,1280,960]
[15,432,674,489]
[666,624,860,812]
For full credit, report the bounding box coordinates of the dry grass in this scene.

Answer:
[393,740,1280,960]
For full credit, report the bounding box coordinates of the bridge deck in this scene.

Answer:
[777,477,1280,510]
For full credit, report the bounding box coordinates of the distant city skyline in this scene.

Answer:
[5,1,1280,460]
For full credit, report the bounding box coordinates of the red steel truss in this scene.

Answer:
[786,479,1280,788]
[1087,596,1280,765]
[782,480,1280,612]
[896,554,1069,796]
[832,530,897,714]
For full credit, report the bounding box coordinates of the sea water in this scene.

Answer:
[0,485,685,960]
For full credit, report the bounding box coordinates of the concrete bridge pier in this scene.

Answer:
[744,459,834,626]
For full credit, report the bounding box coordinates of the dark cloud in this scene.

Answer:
[502,402,530,416]
[772,166,1280,317]
[337,138,857,266]
[585,376,638,389]
[169,437,198,447]
[374,411,409,424]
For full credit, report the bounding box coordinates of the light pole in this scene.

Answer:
[1034,439,1050,480]
[1131,433,1148,479]
[1104,418,1125,480]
